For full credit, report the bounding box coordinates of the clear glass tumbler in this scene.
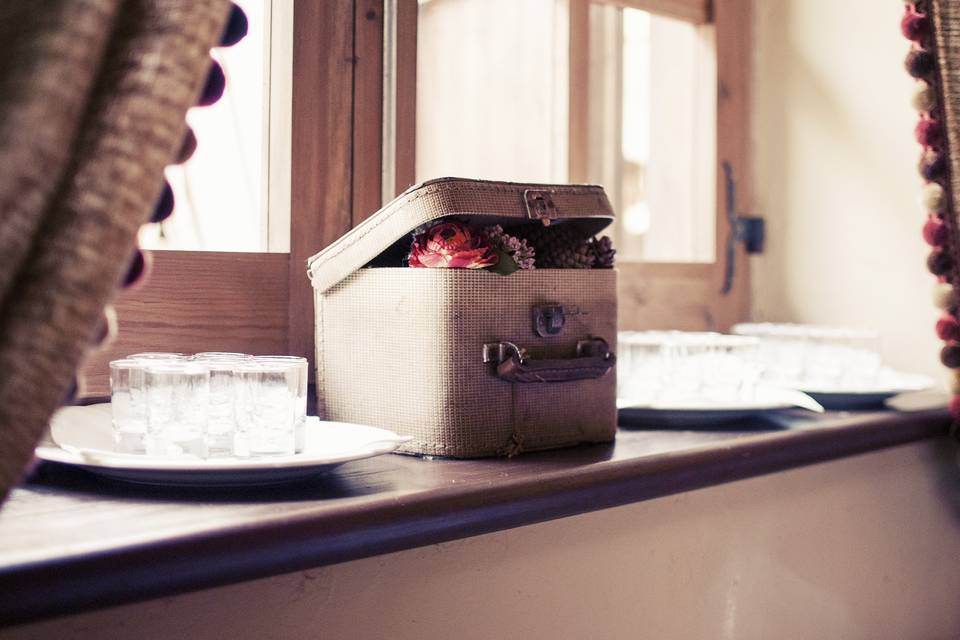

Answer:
[661,332,715,403]
[836,329,882,389]
[109,359,147,453]
[144,362,210,457]
[192,354,250,457]
[194,352,254,361]
[618,331,762,405]
[700,334,760,401]
[253,356,308,453]
[129,352,190,361]
[617,332,666,405]
[235,362,298,457]
[733,322,882,390]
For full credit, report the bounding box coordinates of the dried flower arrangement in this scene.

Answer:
[407,220,615,275]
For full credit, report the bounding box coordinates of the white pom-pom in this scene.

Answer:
[922,182,946,212]
[950,370,960,395]
[934,282,957,309]
[912,82,936,113]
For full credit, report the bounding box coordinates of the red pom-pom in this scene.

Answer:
[928,249,953,276]
[923,215,948,246]
[197,61,226,107]
[937,314,960,342]
[901,10,930,42]
[949,395,960,420]
[916,118,943,147]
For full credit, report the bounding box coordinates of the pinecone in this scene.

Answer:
[588,235,616,268]
[552,242,596,269]
[518,223,596,269]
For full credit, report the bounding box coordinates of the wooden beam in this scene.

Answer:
[393,0,418,195]
[617,262,722,331]
[266,0,293,252]
[711,0,752,330]
[353,0,385,222]
[604,0,711,24]
[288,0,355,374]
[80,252,289,396]
[568,0,590,183]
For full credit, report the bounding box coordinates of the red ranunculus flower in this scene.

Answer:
[408,221,499,269]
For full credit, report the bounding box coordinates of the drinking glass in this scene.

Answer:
[804,327,845,389]
[235,362,298,457]
[840,329,882,388]
[109,359,147,453]
[618,331,761,405]
[194,352,254,361]
[129,352,190,361]
[253,356,308,452]
[661,333,717,403]
[733,323,882,390]
[144,362,210,457]
[700,334,760,401]
[192,354,250,457]
[618,332,667,404]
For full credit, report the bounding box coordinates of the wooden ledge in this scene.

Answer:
[0,406,949,627]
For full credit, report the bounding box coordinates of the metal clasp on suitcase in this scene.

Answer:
[524,190,557,225]
[532,305,565,337]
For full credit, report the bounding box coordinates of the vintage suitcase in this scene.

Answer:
[307,177,618,457]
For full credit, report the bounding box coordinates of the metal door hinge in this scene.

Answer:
[722,161,764,294]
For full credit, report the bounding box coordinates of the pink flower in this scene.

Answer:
[408,222,499,269]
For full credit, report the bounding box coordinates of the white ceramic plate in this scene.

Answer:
[617,387,824,428]
[36,404,411,487]
[795,371,935,410]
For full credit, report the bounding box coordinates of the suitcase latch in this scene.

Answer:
[532,305,565,337]
[576,337,612,360]
[483,341,528,365]
[524,190,557,225]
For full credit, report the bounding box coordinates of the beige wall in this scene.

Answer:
[751,0,943,380]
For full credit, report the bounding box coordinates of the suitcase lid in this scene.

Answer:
[307,177,614,293]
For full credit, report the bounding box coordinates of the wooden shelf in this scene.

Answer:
[0,407,949,627]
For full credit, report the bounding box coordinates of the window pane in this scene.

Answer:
[415,0,568,183]
[139,0,278,252]
[592,6,716,263]
[408,0,716,263]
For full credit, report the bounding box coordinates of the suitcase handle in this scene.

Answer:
[482,339,615,383]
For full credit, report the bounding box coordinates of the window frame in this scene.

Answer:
[589,0,753,333]
[79,0,752,396]
[79,0,357,397]
[393,0,752,332]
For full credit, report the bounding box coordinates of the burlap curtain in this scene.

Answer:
[932,0,960,247]
[0,0,230,501]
